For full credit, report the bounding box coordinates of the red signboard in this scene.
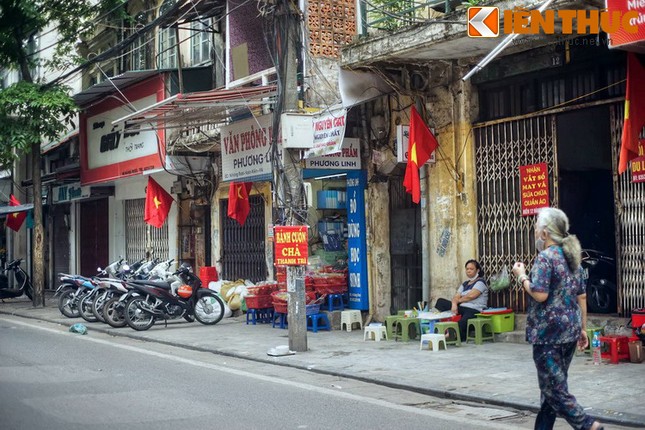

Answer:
[520,163,549,216]
[632,141,645,182]
[607,0,645,49]
[274,226,309,266]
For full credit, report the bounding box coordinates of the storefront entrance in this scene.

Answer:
[80,198,108,276]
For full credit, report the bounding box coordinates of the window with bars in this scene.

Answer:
[190,20,211,65]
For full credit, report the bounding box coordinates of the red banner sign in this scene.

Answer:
[632,142,645,182]
[520,163,549,216]
[607,0,645,49]
[274,226,309,266]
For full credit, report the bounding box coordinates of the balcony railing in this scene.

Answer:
[360,0,455,32]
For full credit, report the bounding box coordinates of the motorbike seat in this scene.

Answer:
[130,279,172,289]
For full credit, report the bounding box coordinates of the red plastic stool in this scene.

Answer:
[598,335,630,364]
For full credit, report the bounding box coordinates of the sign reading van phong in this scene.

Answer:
[221,114,276,182]
[274,226,308,266]
[520,162,549,216]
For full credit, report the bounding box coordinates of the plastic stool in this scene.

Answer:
[419,320,436,335]
[393,318,420,342]
[272,312,288,329]
[341,310,363,332]
[326,294,345,311]
[599,335,630,364]
[384,315,400,339]
[307,313,331,333]
[434,321,461,346]
[419,333,447,351]
[364,325,388,341]
[466,318,494,345]
[246,308,273,325]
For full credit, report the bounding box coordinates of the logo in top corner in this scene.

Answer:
[467,7,499,38]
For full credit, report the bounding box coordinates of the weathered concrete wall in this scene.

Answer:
[304,56,341,109]
[366,181,391,321]
[424,62,479,305]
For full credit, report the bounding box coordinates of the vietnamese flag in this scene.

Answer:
[227,182,252,226]
[5,194,27,231]
[403,106,438,203]
[144,177,174,228]
[619,53,645,175]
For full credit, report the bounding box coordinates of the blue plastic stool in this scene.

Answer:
[327,294,344,311]
[307,313,331,333]
[272,312,288,329]
[246,308,274,325]
[419,320,436,334]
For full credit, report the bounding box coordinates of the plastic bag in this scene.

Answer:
[69,323,87,335]
[489,266,511,292]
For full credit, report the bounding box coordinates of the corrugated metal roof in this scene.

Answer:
[72,70,160,107]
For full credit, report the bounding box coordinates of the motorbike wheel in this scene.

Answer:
[78,292,99,322]
[91,292,109,323]
[184,313,195,323]
[587,280,616,314]
[193,292,225,325]
[103,297,127,328]
[124,297,155,331]
[57,287,80,318]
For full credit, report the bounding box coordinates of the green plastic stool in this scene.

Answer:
[384,315,400,340]
[466,318,495,345]
[434,321,461,346]
[393,318,420,342]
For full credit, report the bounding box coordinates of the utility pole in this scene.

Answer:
[277,0,307,352]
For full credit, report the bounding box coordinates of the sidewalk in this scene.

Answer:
[1,294,643,428]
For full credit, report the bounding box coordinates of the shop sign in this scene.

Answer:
[221,114,276,182]
[304,107,347,158]
[396,125,436,164]
[346,170,369,310]
[520,162,549,216]
[631,142,645,183]
[274,226,308,266]
[304,138,361,170]
[52,182,90,204]
[607,0,645,49]
[86,95,162,178]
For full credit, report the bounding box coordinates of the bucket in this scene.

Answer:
[628,340,644,363]
[199,266,218,288]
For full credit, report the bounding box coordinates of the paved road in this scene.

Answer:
[3,314,622,430]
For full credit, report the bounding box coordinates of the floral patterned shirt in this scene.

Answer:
[526,245,586,345]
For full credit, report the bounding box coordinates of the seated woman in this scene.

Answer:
[434,259,489,342]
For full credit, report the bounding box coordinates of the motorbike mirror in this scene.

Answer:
[97,267,103,272]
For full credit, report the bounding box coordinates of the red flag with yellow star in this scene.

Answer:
[619,53,645,174]
[227,182,252,226]
[144,177,174,228]
[6,194,27,231]
[403,106,438,203]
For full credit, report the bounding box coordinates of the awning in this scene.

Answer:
[42,129,79,155]
[112,85,277,131]
[73,70,161,107]
[0,203,33,217]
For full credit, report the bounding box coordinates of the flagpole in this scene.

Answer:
[462,0,556,81]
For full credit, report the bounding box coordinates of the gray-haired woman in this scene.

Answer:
[512,207,603,430]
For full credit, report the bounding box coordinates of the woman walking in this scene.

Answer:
[512,207,603,430]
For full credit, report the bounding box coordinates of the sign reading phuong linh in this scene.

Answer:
[520,163,549,216]
[221,115,275,182]
[274,226,309,266]
[304,138,361,170]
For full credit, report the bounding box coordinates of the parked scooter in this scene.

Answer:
[123,263,225,331]
[581,249,617,314]
[0,259,34,301]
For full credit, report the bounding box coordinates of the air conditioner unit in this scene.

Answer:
[281,113,314,149]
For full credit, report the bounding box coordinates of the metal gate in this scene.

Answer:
[124,199,170,262]
[610,103,645,316]
[473,115,559,312]
[389,176,422,313]
[220,195,266,282]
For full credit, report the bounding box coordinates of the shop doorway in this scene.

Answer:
[80,198,109,276]
[389,177,422,313]
[556,106,617,312]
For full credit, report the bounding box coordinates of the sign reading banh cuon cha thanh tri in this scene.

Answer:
[520,162,549,216]
[346,170,369,310]
[274,226,309,266]
[221,114,276,182]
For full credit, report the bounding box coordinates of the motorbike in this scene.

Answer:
[581,249,617,314]
[123,263,225,331]
[0,259,34,301]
